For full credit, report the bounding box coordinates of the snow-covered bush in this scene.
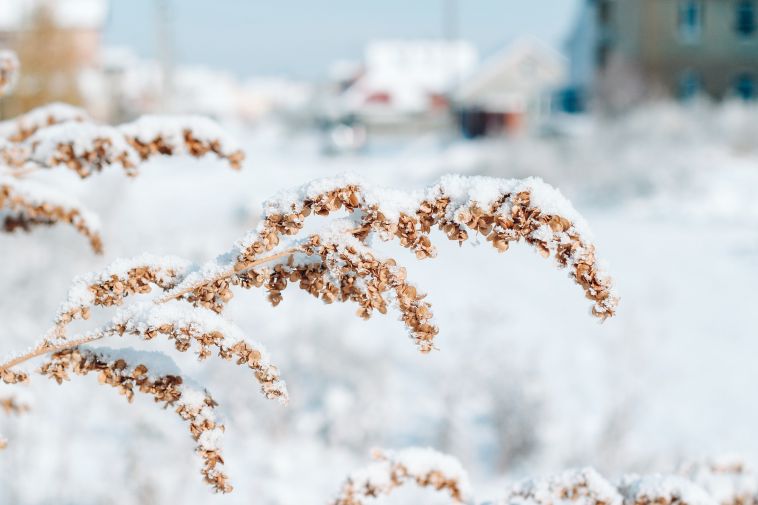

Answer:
[0,50,244,254]
[0,167,619,492]
[328,452,758,505]
[331,447,473,505]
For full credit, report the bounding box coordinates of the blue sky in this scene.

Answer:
[104,1,579,79]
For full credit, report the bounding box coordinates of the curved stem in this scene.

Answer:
[0,334,103,373]
[0,227,365,375]
[154,247,301,304]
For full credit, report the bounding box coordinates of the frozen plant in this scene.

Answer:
[0,49,244,253]
[680,457,758,505]
[331,447,473,505]
[617,474,716,505]
[332,452,758,505]
[498,467,623,505]
[0,173,617,493]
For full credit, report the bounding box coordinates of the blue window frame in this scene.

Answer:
[736,0,756,37]
[678,71,702,100]
[678,1,703,42]
[734,73,755,100]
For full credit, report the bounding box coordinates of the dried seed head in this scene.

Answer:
[332,448,472,505]
[39,347,233,493]
[0,177,102,253]
[500,468,623,505]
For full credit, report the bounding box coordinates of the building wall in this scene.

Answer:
[595,0,758,103]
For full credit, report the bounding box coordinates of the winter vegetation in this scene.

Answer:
[327,450,758,505]
[0,51,243,254]
[1,24,758,505]
[0,153,618,491]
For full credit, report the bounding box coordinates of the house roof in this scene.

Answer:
[343,39,479,114]
[0,0,108,31]
[455,37,567,111]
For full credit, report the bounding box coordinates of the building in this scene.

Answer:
[0,0,107,66]
[566,0,758,108]
[454,38,566,137]
[0,0,108,117]
[332,40,479,132]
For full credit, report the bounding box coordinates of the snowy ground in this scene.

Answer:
[1,102,757,504]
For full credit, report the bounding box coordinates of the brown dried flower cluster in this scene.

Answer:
[0,122,244,178]
[0,176,618,494]
[126,127,245,171]
[681,458,758,505]
[4,103,90,143]
[0,178,103,253]
[332,454,757,505]
[53,258,192,330]
[39,347,231,492]
[500,467,622,505]
[235,184,615,320]
[332,448,471,505]
[0,49,244,254]
[172,178,617,353]
[103,314,287,402]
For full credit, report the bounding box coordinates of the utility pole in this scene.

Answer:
[443,0,459,42]
[156,0,174,111]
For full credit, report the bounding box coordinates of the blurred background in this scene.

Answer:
[0,1,757,504]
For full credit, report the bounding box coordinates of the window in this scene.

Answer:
[736,0,756,37]
[734,73,755,100]
[678,1,703,43]
[678,71,702,100]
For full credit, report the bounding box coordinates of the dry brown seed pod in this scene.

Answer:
[499,468,623,505]
[680,457,758,505]
[39,346,233,493]
[331,448,472,505]
[0,176,103,253]
[618,474,716,505]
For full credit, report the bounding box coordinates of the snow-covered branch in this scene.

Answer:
[39,346,231,492]
[331,448,473,505]
[0,175,103,252]
[0,174,618,493]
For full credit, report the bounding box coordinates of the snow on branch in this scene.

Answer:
[331,448,473,505]
[0,114,244,177]
[51,253,194,333]
[0,61,245,252]
[0,50,19,97]
[499,468,622,505]
[618,474,716,505]
[39,346,232,492]
[104,302,288,402]
[0,174,619,493]
[680,457,758,505]
[120,115,244,170]
[0,175,103,253]
[0,102,91,143]
[168,175,617,352]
